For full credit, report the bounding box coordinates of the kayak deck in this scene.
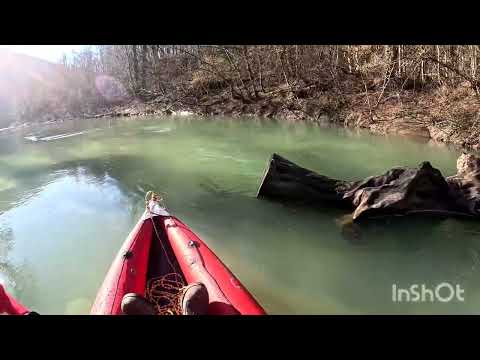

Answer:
[91,205,266,315]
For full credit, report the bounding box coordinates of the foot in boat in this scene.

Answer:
[121,293,156,315]
[181,282,209,315]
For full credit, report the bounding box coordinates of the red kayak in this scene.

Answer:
[91,195,266,315]
[0,284,30,315]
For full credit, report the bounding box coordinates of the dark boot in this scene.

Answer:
[121,293,156,315]
[180,283,209,315]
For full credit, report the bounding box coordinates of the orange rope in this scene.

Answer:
[145,273,185,315]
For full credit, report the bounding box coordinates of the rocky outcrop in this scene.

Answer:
[446,153,480,215]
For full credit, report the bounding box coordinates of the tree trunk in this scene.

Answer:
[398,45,402,76]
[436,45,441,82]
[131,45,139,93]
[242,46,259,99]
[257,50,266,93]
[222,46,250,100]
[141,45,148,90]
[150,45,160,91]
[256,153,352,207]
[421,60,424,83]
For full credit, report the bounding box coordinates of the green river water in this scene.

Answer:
[1,115,480,314]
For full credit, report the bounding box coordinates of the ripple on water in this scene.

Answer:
[0,178,15,192]
[152,128,172,134]
[143,126,172,133]
[24,129,102,143]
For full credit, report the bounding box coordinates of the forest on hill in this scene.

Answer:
[1,45,479,149]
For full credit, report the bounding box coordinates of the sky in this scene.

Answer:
[0,45,88,63]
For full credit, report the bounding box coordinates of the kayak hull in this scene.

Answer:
[91,208,266,315]
[0,284,30,315]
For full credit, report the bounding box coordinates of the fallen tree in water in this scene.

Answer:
[257,153,480,221]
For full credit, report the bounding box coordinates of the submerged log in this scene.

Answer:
[256,153,353,208]
[257,153,480,221]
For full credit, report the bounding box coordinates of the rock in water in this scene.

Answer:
[343,161,453,220]
[446,153,480,215]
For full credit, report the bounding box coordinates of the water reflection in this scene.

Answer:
[0,169,143,314]
[0,221,37,305]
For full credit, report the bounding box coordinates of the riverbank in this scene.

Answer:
[4,46,480,151]
[73,82,480,152]
[4,82,479,152]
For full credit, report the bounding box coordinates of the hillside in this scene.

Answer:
[0,49,121,127]
[1,45,480,151]
[0,49,69,126]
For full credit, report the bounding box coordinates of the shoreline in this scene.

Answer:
[4,94,479,154]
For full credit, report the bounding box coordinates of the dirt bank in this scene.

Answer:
[89,83,480,152]
[4,83,479,153]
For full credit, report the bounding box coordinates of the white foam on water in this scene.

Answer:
[0,126,14,133]
[24,129,102,142]
[222,155,249,163]
[40,131,88,141]
[152,128,172,133]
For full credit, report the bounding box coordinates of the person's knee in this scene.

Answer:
[181,283,209,315]
[121,293,156,315]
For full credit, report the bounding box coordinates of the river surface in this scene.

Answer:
[1,115,480,314]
